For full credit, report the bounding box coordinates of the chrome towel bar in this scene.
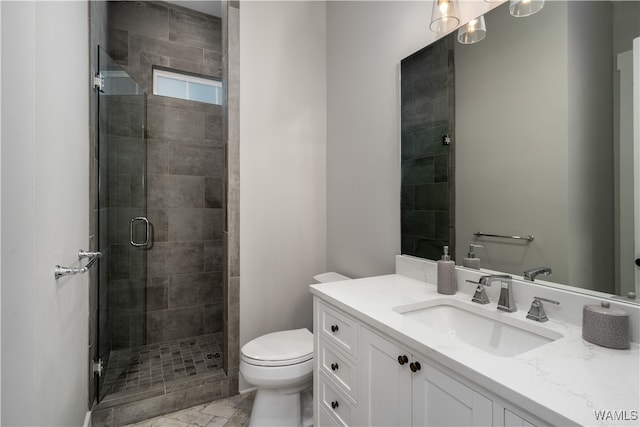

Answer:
[474,231,534,242]
[55,249,102,279]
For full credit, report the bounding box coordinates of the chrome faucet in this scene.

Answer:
[467,274,515,311]
[465,276,492,304]
[481,274,517,312]
[523,266,552,282]
[526,296,560,322]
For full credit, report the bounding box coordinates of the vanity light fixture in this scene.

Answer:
[457,15,487,44]
[509,0,544,17]
[429,0,461,33]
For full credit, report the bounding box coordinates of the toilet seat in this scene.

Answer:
[241,328,313,367]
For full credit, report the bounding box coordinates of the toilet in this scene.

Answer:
[240,272,350,427]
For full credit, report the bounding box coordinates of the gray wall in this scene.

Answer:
[107,1,224,344]
[455,3,571,283]
[567,1,614,292]
[455,2,616,291]
[325,1,498,279]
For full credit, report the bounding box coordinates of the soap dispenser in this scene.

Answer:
[462,244,483,270]
[437,246,457,295]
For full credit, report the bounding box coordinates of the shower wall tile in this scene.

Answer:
[204,304,223,334]
[107,28,129,64]
[147,306,204,333]
[205,110,224,145]
[147,140,169,174]
[401,34,455,260]
[147,277,169,311]
[147,242,168,277]
[108,1,169,41]
[204,49,222,68]
[148,174,204,209]
[203,209,224,240]
[107,0,224,348]
[205,178,223,209]
[415,183,448,211]
[204,240,223,272]
[168,272,217,307]
[168,145,217,177]
[169,57,220,81]
[168,8,221,51]
[168,208,206,242]
[147,208,168,242]
[147,103,206,141]
[164,241,204,275]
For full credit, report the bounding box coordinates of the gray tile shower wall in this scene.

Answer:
[400,35,456,261]
[107,1,224,344]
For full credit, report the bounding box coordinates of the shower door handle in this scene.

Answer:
[130,216,150,247]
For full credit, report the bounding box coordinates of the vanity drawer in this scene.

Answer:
[317,302,358,359]
[318,340,357,398]
[317,406,341,427]
[318,373,358,427]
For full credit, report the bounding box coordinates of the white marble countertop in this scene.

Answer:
[310,273,640,427]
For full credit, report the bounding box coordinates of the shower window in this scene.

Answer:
[153,68,222,105]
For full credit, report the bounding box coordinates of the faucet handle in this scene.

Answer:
[466,279,490,304]
[533,296,560,305]
[465,279,491,286]
[526,296,560,322]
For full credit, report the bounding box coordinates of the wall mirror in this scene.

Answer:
[401,0,640,303]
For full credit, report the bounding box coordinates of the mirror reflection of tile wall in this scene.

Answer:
[400,35,455,261]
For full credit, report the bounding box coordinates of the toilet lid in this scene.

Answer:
[241,328,313,367]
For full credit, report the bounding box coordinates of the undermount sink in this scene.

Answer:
[393,299,563,357]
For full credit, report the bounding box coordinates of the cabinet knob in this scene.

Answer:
[331,362,339,371]
[635,258,640,267]
[330,324,339,333]
[397,355,409,365]
[410,361,422,372]
[331,401,339,410]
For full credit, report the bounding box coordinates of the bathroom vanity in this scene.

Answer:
[310,256,640,426]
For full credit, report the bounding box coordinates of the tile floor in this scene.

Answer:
[122,391,255,427]
[103,334,224,395]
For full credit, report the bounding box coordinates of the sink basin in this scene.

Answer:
[393,299,563,357]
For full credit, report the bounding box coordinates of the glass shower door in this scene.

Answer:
[96,46,148,401]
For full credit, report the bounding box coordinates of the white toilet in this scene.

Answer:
[240,272,350,427]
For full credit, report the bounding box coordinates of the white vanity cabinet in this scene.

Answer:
[315,300,361,426]
[314,297,543,427]
[361,326,493,426]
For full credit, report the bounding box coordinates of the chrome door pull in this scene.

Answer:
[130,217,150,247]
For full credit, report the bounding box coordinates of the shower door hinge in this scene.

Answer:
[93,73,105,92]
[93,358,104,377]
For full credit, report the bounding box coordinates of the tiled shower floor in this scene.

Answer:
[103,333,224,396]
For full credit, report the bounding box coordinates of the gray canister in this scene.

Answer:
[582,301,630,349]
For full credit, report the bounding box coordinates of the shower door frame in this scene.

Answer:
[95,45,149,402]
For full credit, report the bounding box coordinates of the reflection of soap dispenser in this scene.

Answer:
[462,244,483,270]
[437,246,457,295]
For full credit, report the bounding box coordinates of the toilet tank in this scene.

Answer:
[313,272,351,283]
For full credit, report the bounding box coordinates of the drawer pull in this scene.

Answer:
[330,324,339,333]
[410,361,422,373]
[398,355,409,365]
[331,362,339,371]
[331,401,339,410]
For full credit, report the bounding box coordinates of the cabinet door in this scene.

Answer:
[504,409,535,427]
[413,362,493,426]
[360,327,412,426]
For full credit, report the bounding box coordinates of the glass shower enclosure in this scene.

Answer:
[95,47,148,401]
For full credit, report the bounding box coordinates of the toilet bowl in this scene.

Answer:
[240,272,350,427]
